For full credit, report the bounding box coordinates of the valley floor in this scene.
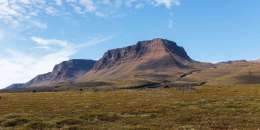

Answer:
[0,85,260,130]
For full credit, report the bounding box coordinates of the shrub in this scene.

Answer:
[26,121,52,130]
[56,118,83,128]
[1,118,29,127]
[80,113,120,123]
[3,114,22,120]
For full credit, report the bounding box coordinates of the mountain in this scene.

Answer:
[183,60,260,85]
[6,59,96,90]
[78,38,212,87]
[6,84,25,90]
[9,38,260,91]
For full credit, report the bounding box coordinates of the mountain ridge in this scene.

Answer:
[6,59,96,90]
[5,38,260,91]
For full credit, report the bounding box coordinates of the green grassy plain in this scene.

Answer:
[1,85,260,130]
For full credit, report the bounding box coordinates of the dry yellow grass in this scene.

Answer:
[1,85,260,130]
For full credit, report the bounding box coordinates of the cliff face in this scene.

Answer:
[48,59,96,81]
[92,38,193,71]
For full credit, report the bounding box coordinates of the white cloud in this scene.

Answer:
[0,0,49,28]
[45,6,58,16]
[0,47,73,89]
[0,0,180,27]
[31,37,69,48]
[152,0,180,8]
[75,0,181,16]
[0,35,113,88]
[79,35,115,48]
[80,0,96,12]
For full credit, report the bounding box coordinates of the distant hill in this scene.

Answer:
[184,60,260,85]
[6,83,25,90]
[6,59,96,90]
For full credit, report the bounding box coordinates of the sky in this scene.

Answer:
[0,0,260,88]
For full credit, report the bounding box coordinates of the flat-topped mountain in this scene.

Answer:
[78,38,212,86]
[93,38,193,70]
[6,59,96,90]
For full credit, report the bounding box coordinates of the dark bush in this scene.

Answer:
[80,113,120,123]
[3,114,22,120]
[1,118,29,127]
[26,121,52,130]
[56,118,83,128]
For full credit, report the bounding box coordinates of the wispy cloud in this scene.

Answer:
[0,0,49,28]
[152,0,181,8]
[31,37,69,48]
[78,35,115,48]
[0,35,113,88]
[0,0,180,28]
[0,48,73,89]
[73,0,181,17]
[80,0,97,13]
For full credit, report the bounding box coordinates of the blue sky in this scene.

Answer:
[0,0,260,88]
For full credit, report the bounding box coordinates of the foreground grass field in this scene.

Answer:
[1,85,260,130]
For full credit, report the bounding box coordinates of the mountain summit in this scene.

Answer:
[93,38,193,70]
[79,38,211,85]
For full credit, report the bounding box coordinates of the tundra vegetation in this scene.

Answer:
[1,85,260,130]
